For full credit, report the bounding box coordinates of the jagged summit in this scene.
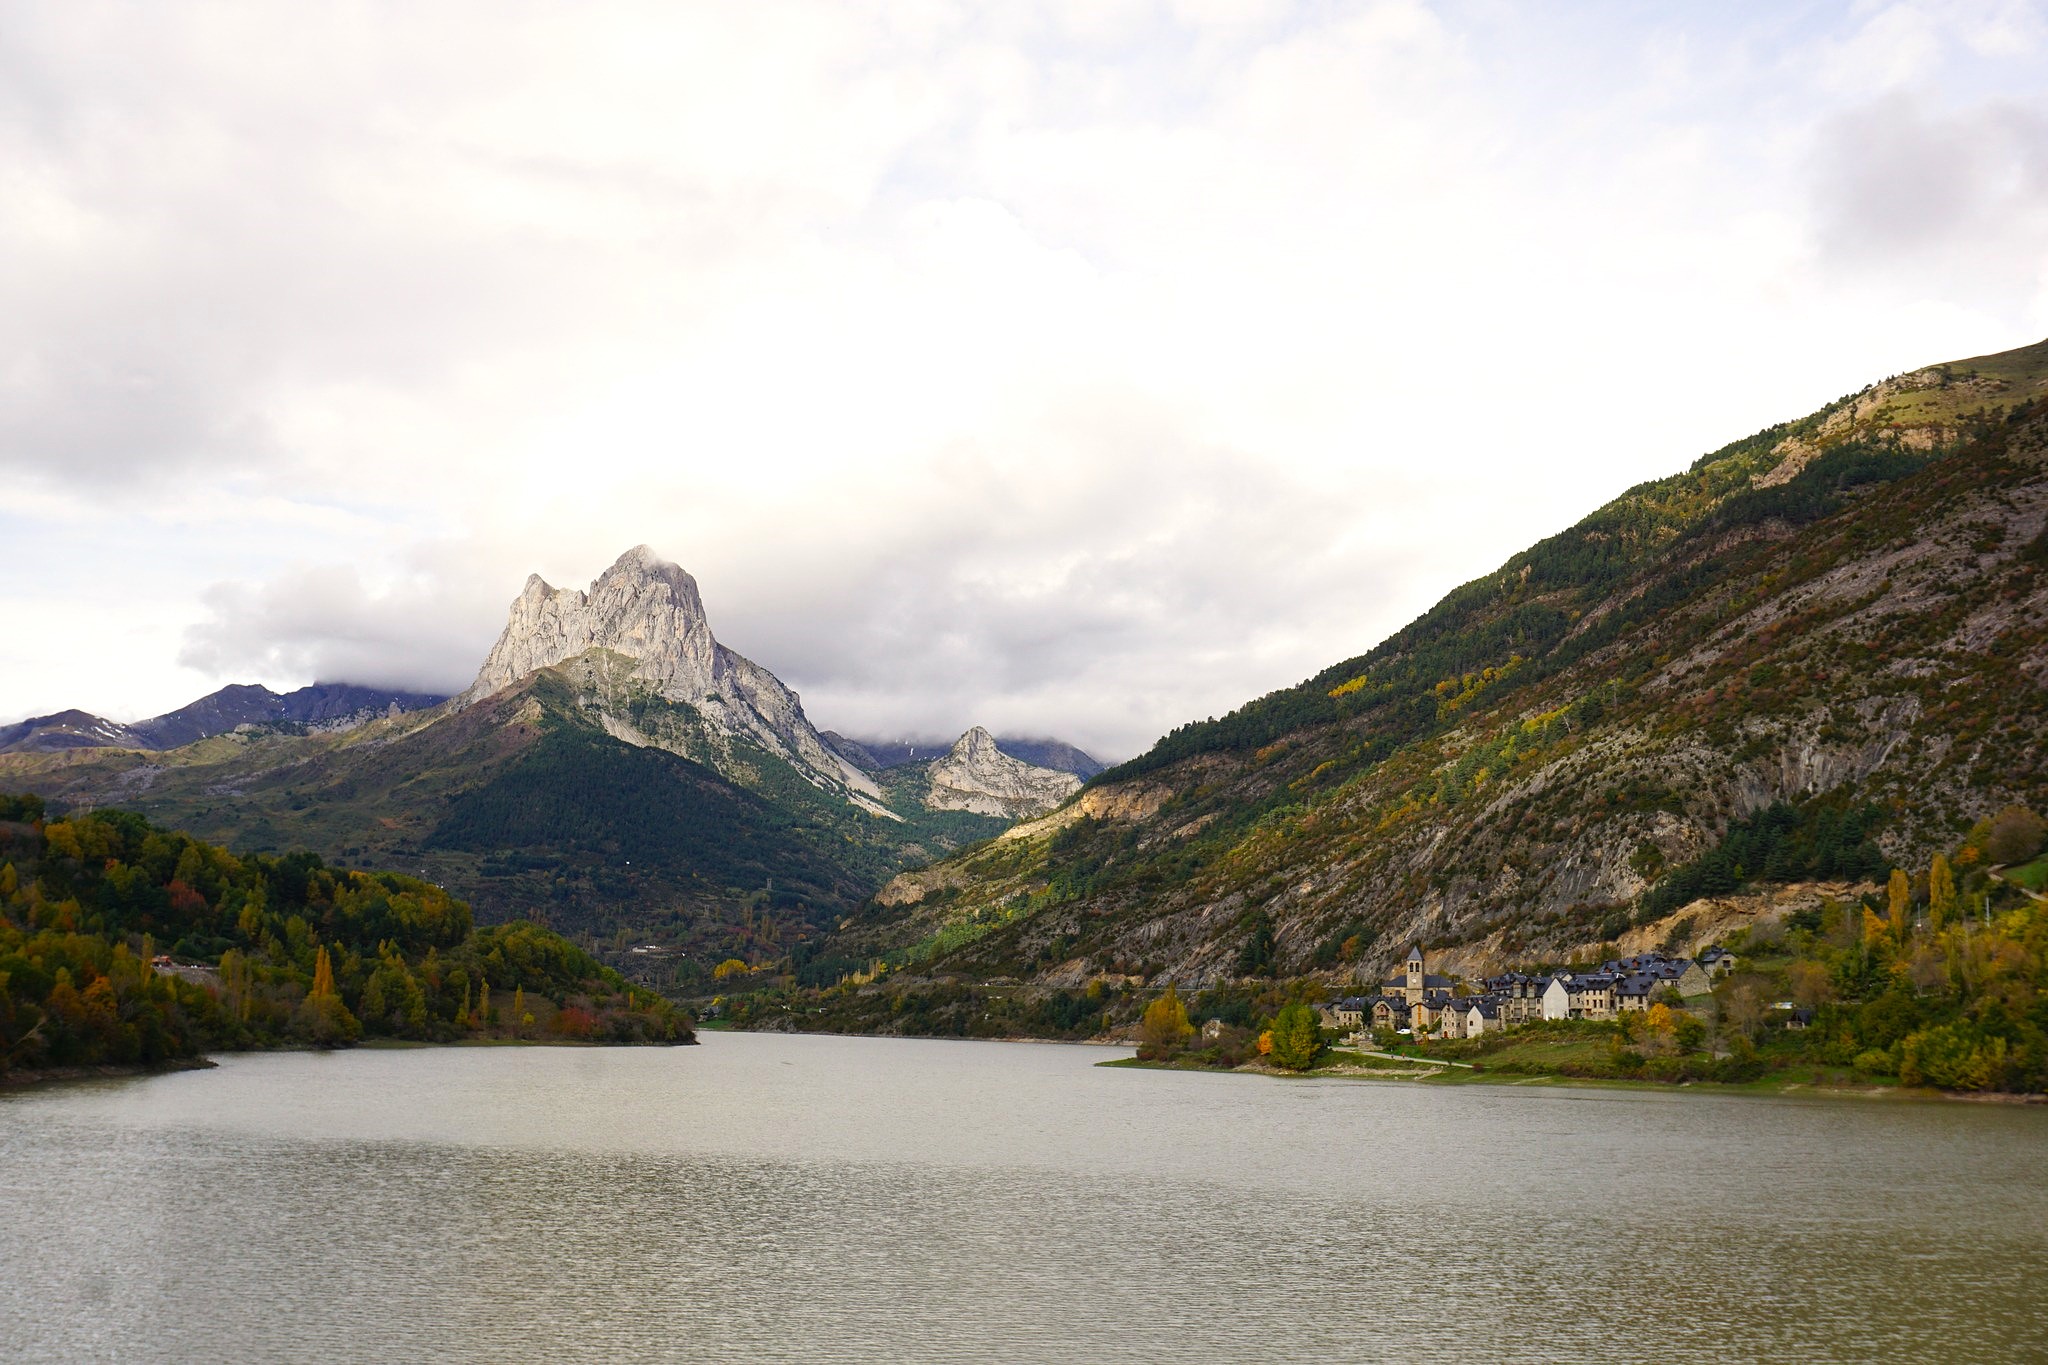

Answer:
[463,545,718,704]
[459,546,881,807]
[926,726,1082,819]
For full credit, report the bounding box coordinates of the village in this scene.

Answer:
[1320,943,1741,1044]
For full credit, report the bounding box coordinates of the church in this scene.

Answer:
[1362,943,1460,1033]
[1383,943,1456,1006]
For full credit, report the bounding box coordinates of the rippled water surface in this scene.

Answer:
[3,1033,2045,1362]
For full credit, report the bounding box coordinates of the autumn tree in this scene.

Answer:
[310,945,337,1000]
[1886,868,1911,940]
[1266,1002,1323,1071]
[1637,1002,1678,1055]
[1928,853,1957,931]
[1136,986,1194,1060]
[1788,959,1834,1010]
[1719,978,1764,1041]
[1985,806,2047,865]
[296,945,359,1046]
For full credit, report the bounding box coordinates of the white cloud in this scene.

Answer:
[4,1,2048,757]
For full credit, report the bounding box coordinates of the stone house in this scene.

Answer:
[1369,996,1411,1032]
[1543,971,1619,1021]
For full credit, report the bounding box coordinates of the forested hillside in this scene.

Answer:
[0,794,690,1081]
[786,338,2048,1016]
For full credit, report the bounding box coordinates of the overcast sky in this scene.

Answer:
[5,1,2047,761]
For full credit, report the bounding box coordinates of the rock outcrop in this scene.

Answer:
[926,727,1082,819]
[459,545,879,804]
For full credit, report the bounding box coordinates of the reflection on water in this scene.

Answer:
[2,1033,2044,1362]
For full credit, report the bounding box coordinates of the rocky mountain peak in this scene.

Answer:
[928,726,1082,819]
[459,546,884,811]
[950,726,1001,759]
[462,546,717,705]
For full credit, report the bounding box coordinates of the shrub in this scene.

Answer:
[1986,807,2047,865]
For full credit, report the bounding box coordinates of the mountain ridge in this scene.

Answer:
[0,683,446,755]
[801,335,2048,1009]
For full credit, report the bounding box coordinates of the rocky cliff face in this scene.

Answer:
[926,727,1082,818]
[459,545,881,806]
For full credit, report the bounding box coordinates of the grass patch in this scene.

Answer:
[2001,856,2048,892]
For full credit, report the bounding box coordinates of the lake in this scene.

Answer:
[3,1032,2044,1362]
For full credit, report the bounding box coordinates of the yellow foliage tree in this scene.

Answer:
[712,958,750,980]
[1886,868,1912,941]
[1137,986,1194,1059]
[310,945,337,1000]
[1928,853,1957,931]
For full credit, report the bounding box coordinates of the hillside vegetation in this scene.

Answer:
[0,793,689,1080]
[790,339,2048,1014]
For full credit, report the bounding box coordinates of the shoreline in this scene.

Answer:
[1096,1054,2048,1105]
[1,1056,217,1090]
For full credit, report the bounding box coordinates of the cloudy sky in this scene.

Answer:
[5,0,2047,761]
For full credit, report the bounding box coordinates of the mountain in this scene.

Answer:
[0,710,150,753]
[829,732,1105,780]
[988,738,1106,780]
[458,545,883,810]
[806,337,2048,1009]
[824,727,1092,818]
[0,547,1086,990]
[0,683,445,755]
[924,728,1083,818]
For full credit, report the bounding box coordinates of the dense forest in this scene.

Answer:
[0,794,691,1080]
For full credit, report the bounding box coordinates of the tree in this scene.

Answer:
[1986,806,2047,865]
[1788,959,1833,1010]
[1136,986,1193,1060]
[1886,868,1911,940]
[297,946,358,1047]
[1928,853,1957,931]
[1235,911,1276,978]
[1719,979,1764,1040]
[1266,1002,1323,1071]
[309,945,337,1000]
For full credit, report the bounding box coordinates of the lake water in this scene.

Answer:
[3,1033,2044,1363]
